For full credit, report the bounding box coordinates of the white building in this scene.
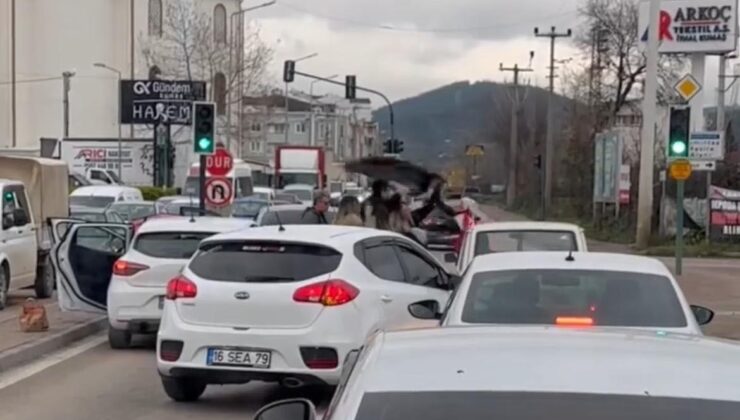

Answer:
[0,0,239,176]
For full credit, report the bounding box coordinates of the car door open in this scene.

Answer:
[52,222,131,313]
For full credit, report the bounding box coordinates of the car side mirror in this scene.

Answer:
[254,398,317,420]
[691,305,714,326]
[444,252,457,264]
[13,209,29,226]
[2,213,13,230]
[408,300,442,320]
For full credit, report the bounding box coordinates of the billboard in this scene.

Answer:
[120,80,206,125]
[709,186,740,241]
[593,131,623,203]
[638,0,738,53]
[60,139,155,186]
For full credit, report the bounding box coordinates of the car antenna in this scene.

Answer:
[565,244,575,262]
[188,194,196,223]
[274,210,286,232]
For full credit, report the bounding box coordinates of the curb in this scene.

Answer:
[0,316,107,373]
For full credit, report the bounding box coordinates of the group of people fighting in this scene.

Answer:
[301,179,456,245]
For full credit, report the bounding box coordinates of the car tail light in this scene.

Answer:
[112,260,149,277]
[300,347,338,369]
[555,316,594,327]
[165,275,197,300]
[293,280,359,306]
[160,340,184,362]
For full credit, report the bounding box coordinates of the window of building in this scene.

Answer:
[214,72,226,115]
[268,123,286,134]
[339,124,345,137]
[148,66,161,80]
[213,4,227,44]
[295,122,307,133]
[250,122,262,132]
[148,0,163,37]
[249,141,262,153]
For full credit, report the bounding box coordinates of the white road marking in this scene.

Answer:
[0,332,106,390]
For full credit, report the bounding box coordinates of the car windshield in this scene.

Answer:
[70,211,106,222]
[134,232,215,259]
[260,209,336,226]
[460,269,687,327]
[354,392,740,420]
[275,194,299,203]
[69,196,115,208]
[110,203,155,222]
[284,189,312,201]
[475,230,577,254]
[233,200,267,218]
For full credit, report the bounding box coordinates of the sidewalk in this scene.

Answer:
[0,289,106,373]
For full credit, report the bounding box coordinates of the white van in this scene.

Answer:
[184,160,254,199]
[69,186,143,208]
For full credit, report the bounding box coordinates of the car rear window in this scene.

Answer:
[460,269,686,327]
[189,241,342,282]
[70,196,115,207]
[260,210,337,226]
[475,230,577,255]
[353,392,740,420]
[134,232,215,259]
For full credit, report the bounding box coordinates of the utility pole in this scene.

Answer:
[500,53,534,209]
[62,71,75,139]
[636,0,661,248]
[535,26,572,219]
[11,0,16,147]
[711,54,729,243]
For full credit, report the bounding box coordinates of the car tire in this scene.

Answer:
[108,327,132,349]
[34,255,55,299]
[161,376,207,402]
[0,264,8,310]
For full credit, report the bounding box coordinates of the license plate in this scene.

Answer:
[207,348,272,368]
[157,296,165,310]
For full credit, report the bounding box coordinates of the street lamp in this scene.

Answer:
[285,52,319,143]
[94,62,123,181]
[227,0,278,152]
[309,74,338,146]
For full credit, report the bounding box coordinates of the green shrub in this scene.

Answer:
[139,186,179,201]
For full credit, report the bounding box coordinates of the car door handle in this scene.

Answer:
[380,295,393,303]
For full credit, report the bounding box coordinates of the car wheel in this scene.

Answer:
[108,326,132,349]
[161,376,207,402]
[34,255,55,299]
[0,264,8,310]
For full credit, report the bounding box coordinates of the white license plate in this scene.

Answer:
[207,348,272,368]
[157,296,165,310]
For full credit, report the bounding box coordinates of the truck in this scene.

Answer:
[274,146,325,190]
[59,138,155,186]
[0,156,70,309]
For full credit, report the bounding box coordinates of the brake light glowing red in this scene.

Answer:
[293,280,359,306]
[555,316,594,326]
[165,275,197,300]
[112,260,149,277]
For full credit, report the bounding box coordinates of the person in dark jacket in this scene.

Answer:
[300,191,330,224]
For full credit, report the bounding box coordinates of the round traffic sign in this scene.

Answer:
[669,159,692,181]
[206,148,233,177]
[204,177,233,207]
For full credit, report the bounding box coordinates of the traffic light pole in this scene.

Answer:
[199,155,207,214]
[676,179,685,275]
[293,70,395,141]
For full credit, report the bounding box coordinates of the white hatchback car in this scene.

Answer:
[106,217,253,348]
[155,225,456,401]
[255,327,740,419]
[429,252,713,335]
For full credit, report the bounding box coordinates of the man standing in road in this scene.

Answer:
[301,191,330,224]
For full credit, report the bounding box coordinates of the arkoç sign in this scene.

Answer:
[638,0,737,53]
[120,80,206,125]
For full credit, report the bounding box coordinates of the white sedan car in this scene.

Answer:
[105,217,253,348]
[256,326,740,419]
[428,252,713,335]
[156,225,456,401]
[451,221,588,272]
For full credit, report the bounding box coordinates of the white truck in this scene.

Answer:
[0,156,70,309]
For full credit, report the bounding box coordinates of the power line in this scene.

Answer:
[278,2,577,34]
[0,76,61,86]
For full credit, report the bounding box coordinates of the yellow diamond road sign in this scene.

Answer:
[674,74,702,102]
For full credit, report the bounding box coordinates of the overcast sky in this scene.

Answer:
[246,0,585,103]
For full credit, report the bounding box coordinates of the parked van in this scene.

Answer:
[69,186,143,208]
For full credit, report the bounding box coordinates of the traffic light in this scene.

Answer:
[392,139,404,154]
[345,75,357,100]
[383,139,393,154]
[668,106,690,160]
[193,102,215,155]
[283,60,295,83]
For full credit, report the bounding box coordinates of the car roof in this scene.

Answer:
[69,205,105,213]
[136,216,251,234]
[203,224,401,247]
[253,187,274,192]
[469,251,669,275]
[109,200,153,206]
[363,327,740,401]
[283,184,314,190]
[472,221,582,233]
[70,185,140,196]
[264,204,308,211]
[234,196,268,203]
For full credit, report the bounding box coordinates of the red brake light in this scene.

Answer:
[112,260,149,277]
[166,275,198,300]
[293,280,359,306]
[555,316,594,327]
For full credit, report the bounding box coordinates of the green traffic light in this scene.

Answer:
[671,140,687,156]
[198,137,212,151]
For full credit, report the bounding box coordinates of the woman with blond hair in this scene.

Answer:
[334,195,364,227]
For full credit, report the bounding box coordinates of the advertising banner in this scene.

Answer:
[120,80,206,125]
[709,185,740,241]
[60,139,155,186]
